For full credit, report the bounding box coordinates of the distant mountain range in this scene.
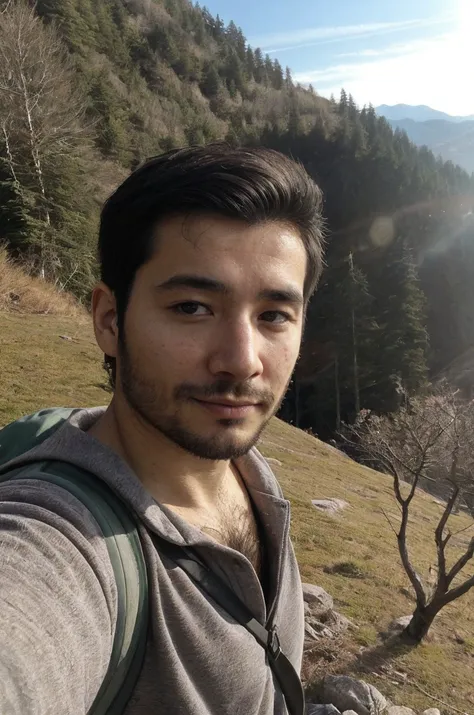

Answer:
[375,105,474,174]
[376,104,474,123]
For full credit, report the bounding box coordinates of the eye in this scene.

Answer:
[171,302,212,316]
[260,310,292,325]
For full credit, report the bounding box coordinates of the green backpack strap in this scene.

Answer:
[1,459,149,715]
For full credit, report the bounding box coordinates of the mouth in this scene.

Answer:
[192,398,263,419]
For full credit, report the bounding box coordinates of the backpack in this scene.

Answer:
[0,408,305,715]
[0,408,148,715]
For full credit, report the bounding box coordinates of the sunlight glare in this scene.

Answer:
[456,0,473,46]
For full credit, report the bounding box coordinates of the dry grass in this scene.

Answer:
[1,307,474,713]
[0,248,87,319]
[259,420,474,713]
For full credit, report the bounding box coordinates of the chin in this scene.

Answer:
[173,423,264,461]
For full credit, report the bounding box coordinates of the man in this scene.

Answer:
[0,145,324,714]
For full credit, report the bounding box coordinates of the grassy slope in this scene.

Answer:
[1,310,473,713]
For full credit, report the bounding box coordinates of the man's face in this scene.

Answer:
[117,214,307,460]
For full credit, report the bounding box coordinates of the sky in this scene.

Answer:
[202,0,474,116]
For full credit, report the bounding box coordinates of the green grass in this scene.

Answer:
[1,310,474,713]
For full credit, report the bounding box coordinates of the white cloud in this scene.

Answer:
[249,16,450,54]
[336,35,450,59]
[294,29,474,115]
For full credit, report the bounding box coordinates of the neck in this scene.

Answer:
[88,396,231,510]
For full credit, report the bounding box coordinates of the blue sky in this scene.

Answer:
[202,0,474,115]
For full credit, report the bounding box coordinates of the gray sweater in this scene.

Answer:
[0,407,304,715]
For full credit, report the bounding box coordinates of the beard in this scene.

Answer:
[117,338,290,460]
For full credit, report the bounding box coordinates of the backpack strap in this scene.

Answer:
[153,534,306,715]
[2,460,148,715]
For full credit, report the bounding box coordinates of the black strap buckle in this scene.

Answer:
[268,627,282,661]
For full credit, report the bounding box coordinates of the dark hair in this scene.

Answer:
[99,144,325,385]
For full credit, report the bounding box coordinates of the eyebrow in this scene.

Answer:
[156,274,304,306]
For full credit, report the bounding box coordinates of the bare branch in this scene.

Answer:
[435,478,460,592]
[446,536,474,587]
[380,508,398,537]
[397,500,427,607]
[441,570,474,608]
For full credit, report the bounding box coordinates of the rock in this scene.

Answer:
[59,335,73,341]
[265,457,282,467]
[306,706,341,715]
[304,601,311,616]
[312,499,349,516]
[304,622,322,641]
[342,712,360,715]
[323,609,356,634]
[387,708,415,715]
[422,710,441,715]
[386,616,412,636]
[306,617,335,639]
[322,675,387,715]
[302,583,334,616]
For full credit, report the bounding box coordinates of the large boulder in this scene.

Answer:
[322,675,387,715]
[302,584,334,617]
[306,706,341,715]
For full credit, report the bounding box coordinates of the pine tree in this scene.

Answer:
[200,63,220,97]
[272,59,284,90]
[370,240,429,401]
[253,48,265,83]
[245,46,255,80]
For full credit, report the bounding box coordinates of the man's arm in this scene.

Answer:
[0,479,116,715]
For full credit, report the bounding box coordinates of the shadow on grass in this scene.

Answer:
[347,635,415,677]
[303,634,416,702]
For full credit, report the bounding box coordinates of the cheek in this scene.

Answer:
[132,314,204,370]
[265,337,300,383]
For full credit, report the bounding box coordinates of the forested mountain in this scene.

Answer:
[382,118,474,174]
[1,0,474,437]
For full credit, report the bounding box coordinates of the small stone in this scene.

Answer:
[387,708,416,715]
[422,710,441,715]
[342,712,360,715]
[59,335,73,341]
[386,616,412,635]
[302,583,334,616]
[306,706,341,715]
[312,499,349,516]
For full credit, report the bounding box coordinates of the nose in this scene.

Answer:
[207,317,264,381]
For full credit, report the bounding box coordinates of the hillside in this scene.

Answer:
[376,104,474,123]
[387,118,474,174]
[3,0,474,436]
[1,271,474,713]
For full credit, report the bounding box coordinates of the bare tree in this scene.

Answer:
[341,387,474,643]
[0,0,88,274]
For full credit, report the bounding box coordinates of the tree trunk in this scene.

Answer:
[348,252,360,415]
[402,604,439,644]
[335,354,341,432]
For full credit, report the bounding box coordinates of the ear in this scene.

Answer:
[91,282,119,358]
